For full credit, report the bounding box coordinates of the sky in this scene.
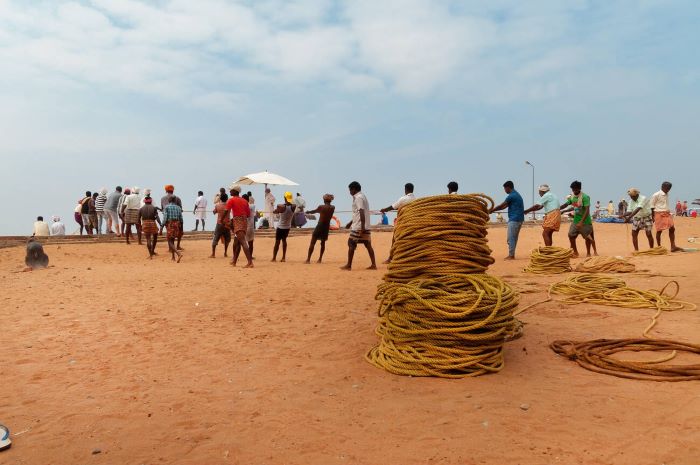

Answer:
[1,0,699,234]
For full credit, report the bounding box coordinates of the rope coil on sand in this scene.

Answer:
[545,275,699,381]
[523,246,573,274]
[366,194,519,378]
[574,256,636,273]
[633,246,669,256]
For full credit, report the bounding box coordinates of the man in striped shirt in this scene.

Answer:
[95,188,108,235]
[162,196,183,262]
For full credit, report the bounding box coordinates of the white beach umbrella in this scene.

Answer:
[235,171,299,186]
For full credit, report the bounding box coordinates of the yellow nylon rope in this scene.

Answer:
[524,246,573,274]
[633,246,669,256]
[574,256,636,273]
[365,194,520,378]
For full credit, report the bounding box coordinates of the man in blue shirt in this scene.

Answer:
[490,180,525,260]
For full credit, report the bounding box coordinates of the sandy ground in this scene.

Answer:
[1,219,700,465]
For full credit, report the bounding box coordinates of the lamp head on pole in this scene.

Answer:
[525,160,534,167]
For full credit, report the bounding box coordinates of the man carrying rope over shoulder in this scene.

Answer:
[650,181,683,252]
[560,180,595,258]
[623,188,654,252]
[380,182,416,264]
[490,180,525,260]
[341,181,377,271]
[524,184,561,246]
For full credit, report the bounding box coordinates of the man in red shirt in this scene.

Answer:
[226,185,254,268]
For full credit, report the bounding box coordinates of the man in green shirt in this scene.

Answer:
[560,180,595,258]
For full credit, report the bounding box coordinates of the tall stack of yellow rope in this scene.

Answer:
[366,194,519,378]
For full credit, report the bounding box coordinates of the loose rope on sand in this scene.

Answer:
[633,246,669,256]
[574,256,636,273]
[523,246,573,274]
[546,275,699,381]
[550,339,700,382]
[366,194,519,378]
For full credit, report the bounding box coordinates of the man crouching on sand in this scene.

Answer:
[25,238,49,271]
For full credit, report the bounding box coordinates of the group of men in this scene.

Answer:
[32,178,687,266]
[488,180,684,259]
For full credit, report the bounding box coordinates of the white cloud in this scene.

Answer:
[0,0,687,106]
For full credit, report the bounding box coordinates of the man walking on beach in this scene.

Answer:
[105,186,123,235]
[524,184,561,246]
[561,180,595,258]
[193,191,207,231]
[650,182,683,252]
[210,193,231,258]
[161,185,183,250]
[305,194,336,264]
[490,181,525,260]
[227,185,254,267]
[234,194,257,260]
[380,182,417,263]
[139,195,162,258]
[341,181,377,271]
[623,188,654,252]
[162,196,183,262]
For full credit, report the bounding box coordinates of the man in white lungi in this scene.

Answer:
[264,188,276,229]
[193,190,208,231]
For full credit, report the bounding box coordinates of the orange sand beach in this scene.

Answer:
[1,219,700,465]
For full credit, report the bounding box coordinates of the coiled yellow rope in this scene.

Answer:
[574,256,636,273]
[633,246,668,256]
[524,246,573,274]
[366,194,519,378]
[384,195,495,283]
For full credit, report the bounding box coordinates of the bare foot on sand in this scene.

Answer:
[340,265,351,271]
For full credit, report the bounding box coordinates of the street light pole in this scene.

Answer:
[525,161,535,221]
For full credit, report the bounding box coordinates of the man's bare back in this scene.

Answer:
[314,204,335,224]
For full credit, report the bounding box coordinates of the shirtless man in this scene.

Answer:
[139,196,162,258]
[210,193,231,258]
[305,194,336,264]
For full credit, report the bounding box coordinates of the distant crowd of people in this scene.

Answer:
[29,179,691,269]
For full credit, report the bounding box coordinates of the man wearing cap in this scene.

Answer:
[50,216,66,236]
[161,185,184,250]
[271,191,296,262]
[622,188,654,252]
[305,194,336,264]
[524,185,561,246]
[139,195,162,258]
[227,184,254,267]
[650,181,683,252]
